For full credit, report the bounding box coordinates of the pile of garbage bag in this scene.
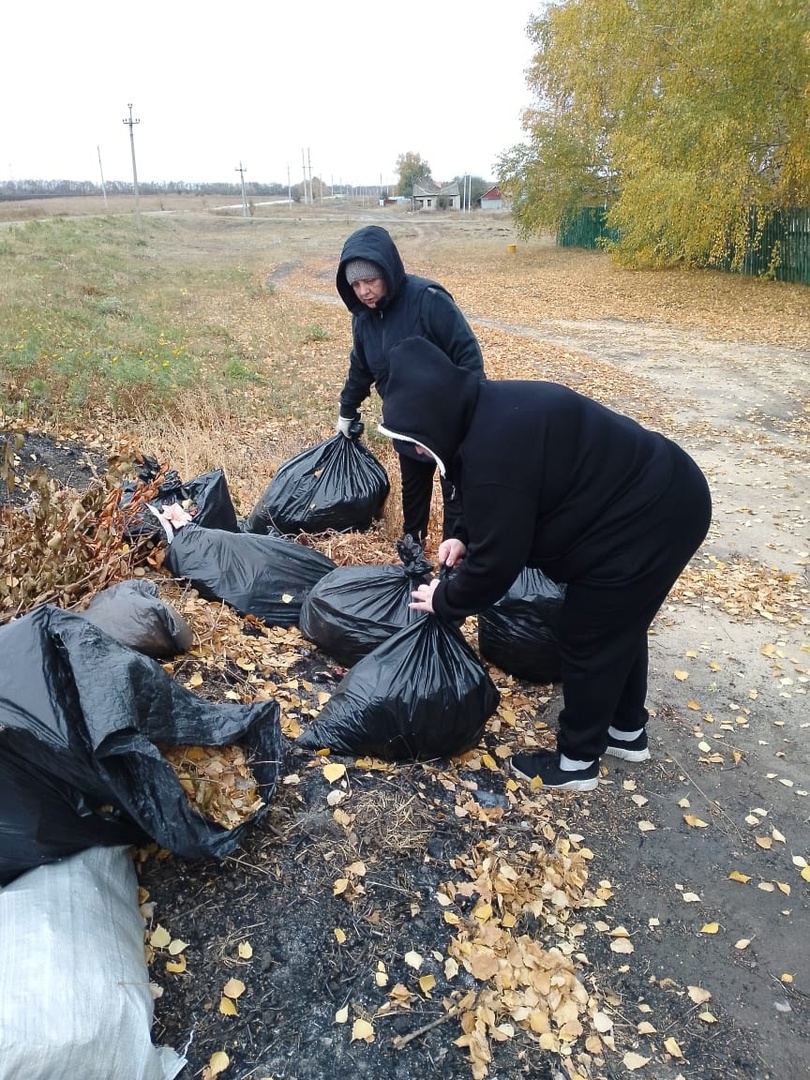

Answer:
[120,454,239,539]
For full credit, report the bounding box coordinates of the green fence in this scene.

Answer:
[557,206,618,250]
[721,207,810,284]
[558,205,810,284]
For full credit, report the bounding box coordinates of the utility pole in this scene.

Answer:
[97,146,108,211]
[307,147,313,205]
[301,148,308,205]
[122,104,141,228]
[236,161,249,217]
[287,164,292,206]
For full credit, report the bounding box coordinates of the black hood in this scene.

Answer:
[336,226,406,315]
[379,337,480,477]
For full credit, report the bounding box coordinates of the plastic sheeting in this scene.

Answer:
[0,606,282,885]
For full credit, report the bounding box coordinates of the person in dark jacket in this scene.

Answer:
[378,336,712,792]
[335,225,484,546]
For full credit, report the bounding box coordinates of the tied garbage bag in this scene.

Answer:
[478,568,566,684]
[164,521,335,627]
[298,534,432,666]
[78,579,193,659]
[244,425,389,536]
[121,454,239,539]
[0,846,186,1080]
[297,616,500,760]
[0,606,282,885]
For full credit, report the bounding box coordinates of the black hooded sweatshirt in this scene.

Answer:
[336,225,483,417]
[381,337,701,624]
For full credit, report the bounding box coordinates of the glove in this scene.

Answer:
[336,412,357,438]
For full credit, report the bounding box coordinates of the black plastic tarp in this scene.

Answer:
[0,607,282,885]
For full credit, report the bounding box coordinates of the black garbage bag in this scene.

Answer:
[164,522,335,626]
[244,425,390,536]
[121,454,239,539]
[296,616,500,761]
[0,606,282,885]
[478,568,567,683]
[298,534,432,666]
[78,579,193,659]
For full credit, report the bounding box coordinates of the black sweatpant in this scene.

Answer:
[399,454,459,544]
[555,448,712,762]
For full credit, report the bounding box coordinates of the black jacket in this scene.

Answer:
[336,226,483,417]
[381,337,708,623]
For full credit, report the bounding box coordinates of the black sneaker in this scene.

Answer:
[603,730,650,762]
[509,750,599,792]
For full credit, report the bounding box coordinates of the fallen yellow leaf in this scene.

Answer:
[223,978,245,999]
[323,762,346,783]
[664,1036,684,1058]
[351,1018,375,1043]
[208,1050,230,1076]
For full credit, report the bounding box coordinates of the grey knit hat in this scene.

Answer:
[345,258,383,286]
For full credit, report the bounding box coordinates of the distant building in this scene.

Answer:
[412,179,462,211]
[480,185,511,212]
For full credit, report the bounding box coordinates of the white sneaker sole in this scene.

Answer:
[603,744,650,763]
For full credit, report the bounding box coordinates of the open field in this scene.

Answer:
[1,199,809,1080]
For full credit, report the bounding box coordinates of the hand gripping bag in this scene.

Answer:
[296,615,500,761]
[477,568,566,683]
[243,427,389,536]
[298,534,432,666]
[164,522,335,626]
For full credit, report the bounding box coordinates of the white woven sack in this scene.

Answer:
[0,846,186,1080]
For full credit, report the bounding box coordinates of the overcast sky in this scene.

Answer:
[2,1,542,188]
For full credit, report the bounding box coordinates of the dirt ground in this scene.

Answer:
[3,207,809,1080]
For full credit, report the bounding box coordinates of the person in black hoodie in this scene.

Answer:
[378,336,712,792]
[335,225,484,547]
